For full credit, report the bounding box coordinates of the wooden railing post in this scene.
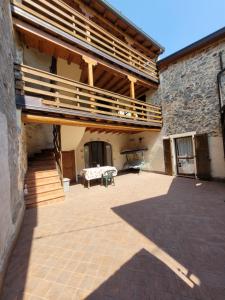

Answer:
[82,55,97,109]
[127,75,137,118]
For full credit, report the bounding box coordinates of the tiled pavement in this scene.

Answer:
[2,173,225,300]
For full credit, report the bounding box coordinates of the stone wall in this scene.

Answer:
[149,39,225,178]
[0,0,25,292]
[150,39,225,137]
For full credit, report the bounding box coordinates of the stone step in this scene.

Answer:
[26,182,62,196]
[25,176,60,187]
[25,170,59,180]
[28,165,56,172]
[26,196,64,208]
[41,148,54,154]
[25,188,64,203]
[28,159,55,165]
[29,152,55,160]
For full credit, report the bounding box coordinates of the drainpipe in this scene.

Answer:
[217,51,225,156]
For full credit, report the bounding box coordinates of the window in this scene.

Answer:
[84,141,112,168]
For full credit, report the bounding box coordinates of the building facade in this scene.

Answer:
[0,0,164,290]
[0,0,225,294]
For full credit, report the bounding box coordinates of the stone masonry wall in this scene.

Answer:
[151,38,225,137]
[0,0,25,292]
[148,38,225,178]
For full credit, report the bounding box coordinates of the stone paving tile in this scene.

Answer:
[2,173,225,300]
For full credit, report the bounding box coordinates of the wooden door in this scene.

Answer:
[62,150,75,182]
[163,139,173,175]
[195,134,211,180]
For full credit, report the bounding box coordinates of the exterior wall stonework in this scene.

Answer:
[0,1,25,292]
[151,39,225,137]
[148,39,225,178]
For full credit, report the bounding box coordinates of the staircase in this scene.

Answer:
[24,149,65,208]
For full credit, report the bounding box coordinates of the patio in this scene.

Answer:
[2,172,225,300]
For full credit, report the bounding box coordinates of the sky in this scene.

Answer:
[106,0,225,58]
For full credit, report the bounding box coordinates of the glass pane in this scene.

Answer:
[176,137,193,157]
[105,144,112,166]
[84,145,89,168]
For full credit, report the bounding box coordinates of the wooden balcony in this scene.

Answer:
[15,64,162,130]
[11,0,158,82]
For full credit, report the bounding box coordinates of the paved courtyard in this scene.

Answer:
[2,172,225,300]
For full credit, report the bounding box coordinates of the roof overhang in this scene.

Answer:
[159,26,225,68]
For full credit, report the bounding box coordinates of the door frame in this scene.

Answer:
[62,150,76,183]
[163,131,197,178]
[174,136,195,176]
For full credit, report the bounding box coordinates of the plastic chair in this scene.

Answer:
[101,170,116,187]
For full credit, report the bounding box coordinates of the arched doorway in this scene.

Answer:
[84,141,112,168]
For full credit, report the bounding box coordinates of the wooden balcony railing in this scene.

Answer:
[15,64,162,126]
[12,0,158,81]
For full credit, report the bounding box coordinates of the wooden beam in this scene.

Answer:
[104,77,121,90]
[12,18,157,89]
[96,73,113,88]
[117,84,130,95]
[112,79,128,93]
[22,113,160,132]
[93,65,104,84]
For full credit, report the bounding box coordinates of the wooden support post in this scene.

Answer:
[127,75,137,118]
[127,75,137,99]
[82,55,97,109]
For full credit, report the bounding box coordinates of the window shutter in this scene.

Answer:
[195,134,211,180]
[163,139,173,175]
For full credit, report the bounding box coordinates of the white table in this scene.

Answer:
[82,166,117,188]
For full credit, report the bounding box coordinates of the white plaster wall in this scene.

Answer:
[61,126,86,151]
[127,131,165,173]
[76,131,129,175]
[26,124,53,157]
[23,47,51,71]
[57,58,81,81]
[60,126,165,176]
[208,136,225,179]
